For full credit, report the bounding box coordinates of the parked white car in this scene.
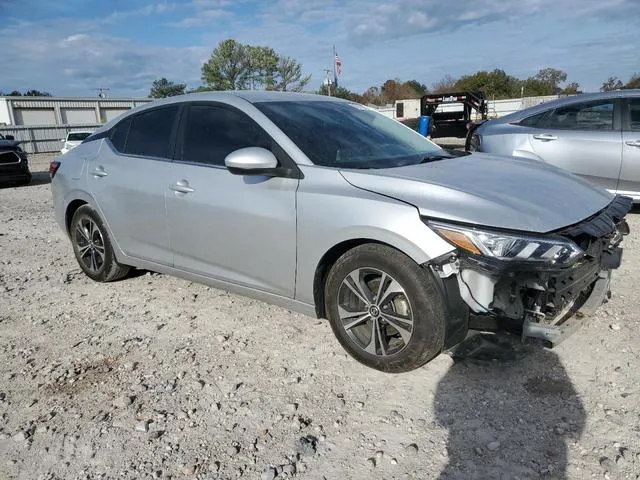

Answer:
[60,131,93,155]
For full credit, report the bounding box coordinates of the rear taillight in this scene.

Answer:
[49,161,61,179]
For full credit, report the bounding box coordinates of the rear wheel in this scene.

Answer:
[325,244,446,373]
[70,205,130,282]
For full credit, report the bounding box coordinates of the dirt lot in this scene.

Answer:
[1,154,640,480]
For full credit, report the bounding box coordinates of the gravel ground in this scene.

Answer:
[1,154,640,480]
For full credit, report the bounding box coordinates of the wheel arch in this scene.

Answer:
[65,199,88,234]
[313,238,412,319]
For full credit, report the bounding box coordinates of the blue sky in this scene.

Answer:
[0,0,638,97]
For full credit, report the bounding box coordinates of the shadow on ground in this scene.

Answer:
[436,333,585,479]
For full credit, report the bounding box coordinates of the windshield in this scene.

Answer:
[68,132,91,142]
[254,100,442,168]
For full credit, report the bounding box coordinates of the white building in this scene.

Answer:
[0,95,151,126]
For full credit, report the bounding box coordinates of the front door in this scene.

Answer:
[618,98,640,200]
[166,103,298,297]
[528,98,622,192]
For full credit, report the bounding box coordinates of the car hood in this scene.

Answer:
[339,153,614,233]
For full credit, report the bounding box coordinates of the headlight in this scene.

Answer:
[430,221,584,265]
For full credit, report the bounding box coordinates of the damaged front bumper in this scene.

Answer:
[429,195,632,348]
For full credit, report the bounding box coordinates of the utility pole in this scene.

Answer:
[323,69,333,96]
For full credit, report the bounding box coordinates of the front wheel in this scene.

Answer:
[324,244,447,373]
[70,205,130,282]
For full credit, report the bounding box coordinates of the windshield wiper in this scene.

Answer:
[419,153,453,164]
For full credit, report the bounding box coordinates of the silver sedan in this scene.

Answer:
[50,91,630,372]
[468,90,640,201]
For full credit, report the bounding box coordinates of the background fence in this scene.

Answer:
[0,124,101,154]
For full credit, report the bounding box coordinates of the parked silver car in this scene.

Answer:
[467,90,640,201]
[50,92,631,372]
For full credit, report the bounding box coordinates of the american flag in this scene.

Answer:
[335,54,342,76]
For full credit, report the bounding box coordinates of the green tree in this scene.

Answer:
[455,69,521,99]
[149,78,186,98]
[248,46,279,89]
[562,82,581,94]
[8,90,22,96]
[24,89,51,96]
[405,79,428,96]
[624,73,640,89]
[318,84,362,102]
[201,39,251,90]
[534,68,567,94]
[601,76,623,92]
[361,86,385,105]
[187,86,214,93]
[273,56,311,92]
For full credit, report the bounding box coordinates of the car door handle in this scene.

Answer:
[91,166,108,177]
[625,140,640,148]
[170,180,195,194]
[533,134,558,141]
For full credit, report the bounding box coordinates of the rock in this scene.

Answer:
[609,324,621,331]
[286,403,298,413]
[335,397,346,408]
[404,443,419,456]
[367,457,376,468]
[181,464,196,475]
[487,441,501,451]
[375,450,384,460]
[148,430,164,439]
[227,445,239,456]
[474,446,483,455]
[112,395,133,408]
[356,401,365,409]
[390,410,404,422]
[294,436,317,457]
[261,467,276,480]
[390,458,398,465]
[135,420,150,432]
[600,456,616,471]
[282,464,296,475]
[12,431,27,442]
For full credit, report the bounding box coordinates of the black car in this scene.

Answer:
[0,134,31,186]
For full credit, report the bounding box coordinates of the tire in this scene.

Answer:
[324,243,446,373]
[19,173,32,186]
[70,205,130,282]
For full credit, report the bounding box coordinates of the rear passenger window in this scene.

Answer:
[180,105,272,166]
[546,100,614,131]
[124,106,179,158]
[109,117,131,152]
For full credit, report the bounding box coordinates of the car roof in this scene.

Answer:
[93,90,348,134]
[497,89,640,123]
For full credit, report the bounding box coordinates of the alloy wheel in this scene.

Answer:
[337,267,414,356]
[74,216,106,273]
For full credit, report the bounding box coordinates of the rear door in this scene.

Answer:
[618,98,640,200]
[527,98,622,191]
[88,105,179,265]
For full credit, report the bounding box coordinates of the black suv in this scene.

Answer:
[0,134,31,186]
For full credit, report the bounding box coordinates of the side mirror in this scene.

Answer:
[61,139,66,143]
[225,147,278,176]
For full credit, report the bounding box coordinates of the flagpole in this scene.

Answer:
[332,45,337,89]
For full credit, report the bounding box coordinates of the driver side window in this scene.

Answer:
[179,105,272,166]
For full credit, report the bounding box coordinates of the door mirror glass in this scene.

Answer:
[225,147,278,175]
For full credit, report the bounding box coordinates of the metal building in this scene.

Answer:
[0,95,152,153]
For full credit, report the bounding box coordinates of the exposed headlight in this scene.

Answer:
[430,221,584,265]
